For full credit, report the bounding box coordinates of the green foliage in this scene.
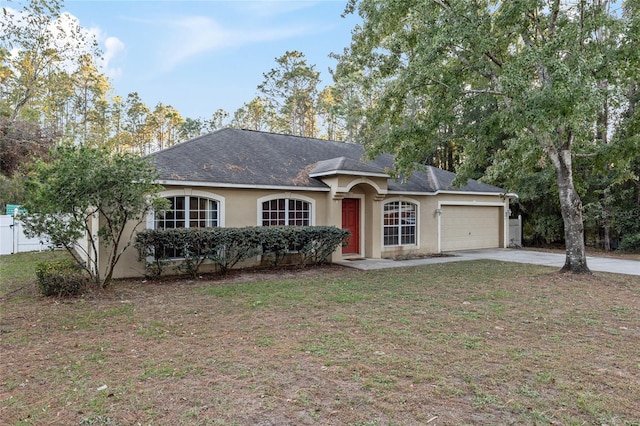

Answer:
[0,0,100,122]
[618,234,640,253]
[35,258,88,297]
[21,144,165,287]
[255,226,349,266]
[135,226,349,277]
[206,227,263,275]
[292,226,351,266]
[256,226,298,266]
[533,215,564,245]
[0,174,26,213]
[258,50,321,137]
[336,0,639,270]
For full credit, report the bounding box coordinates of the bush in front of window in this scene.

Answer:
[256,226,298,266]
[135,226,350,277]
[134,228,189,277]
[256,226,350,267]
[205,227,262,275]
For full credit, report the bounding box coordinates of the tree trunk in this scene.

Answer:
[549,148,591,273]
[602,187,611,252]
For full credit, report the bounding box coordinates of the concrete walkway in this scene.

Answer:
[336,248,640,276]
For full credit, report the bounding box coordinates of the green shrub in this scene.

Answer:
[135,226,350,277]
[618,233,640,252]
[256,226,297,266]
[35,258,88,297]
[296,226,350,266]
[205,227,262,275]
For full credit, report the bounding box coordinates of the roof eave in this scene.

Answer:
[156,179,331,192]
[309,170,390,179]
[387,189,516,197]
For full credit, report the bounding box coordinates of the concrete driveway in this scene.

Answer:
[337,248,640,276]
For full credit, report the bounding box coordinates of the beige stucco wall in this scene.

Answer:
[99,217,148,279]
[106,182,510,279]
[379,193,509,259]
[108,186,333,279]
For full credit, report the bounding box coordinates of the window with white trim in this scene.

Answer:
[155,195,219,258]
[261,198,311,226]
[383,201,417,246]
[156,196,219,229]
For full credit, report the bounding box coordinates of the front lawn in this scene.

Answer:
[1,252,638,425]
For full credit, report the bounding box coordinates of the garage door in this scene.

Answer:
[440,206,501,251]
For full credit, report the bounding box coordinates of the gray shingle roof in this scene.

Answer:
[148,128,505,194]
[310,157,388,177]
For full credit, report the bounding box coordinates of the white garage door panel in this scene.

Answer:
[441,206,500,251]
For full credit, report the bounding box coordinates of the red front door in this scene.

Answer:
[342,198,360,254]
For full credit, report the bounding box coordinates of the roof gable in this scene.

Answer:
[148,128,505,194]
[309,157,388,178]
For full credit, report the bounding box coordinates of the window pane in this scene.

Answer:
[401,226,416,245]
[175,196,185,210]
[384,227,398,246]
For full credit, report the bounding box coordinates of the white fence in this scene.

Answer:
[509,215,522,247]
[0,214,53,255]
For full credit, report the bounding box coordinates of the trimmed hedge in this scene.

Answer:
[135,226,349,277]
[35,258,88,297]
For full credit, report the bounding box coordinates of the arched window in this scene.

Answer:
[383,201,417,246]
[261,198,311,226]
[156,195,219,229]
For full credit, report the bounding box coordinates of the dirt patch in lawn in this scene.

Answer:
[1,257,639,425]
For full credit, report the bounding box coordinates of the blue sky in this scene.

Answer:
[63,0,360,120]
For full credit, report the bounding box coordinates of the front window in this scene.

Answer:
[156,196,218,230]
[262,198,310,226]
[155,195,219,258]
[384,201,417,246]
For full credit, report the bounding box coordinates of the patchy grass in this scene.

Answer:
[0,250,69,295]
[1,252,639,425]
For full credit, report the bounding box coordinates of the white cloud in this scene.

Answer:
[48,12,126,79]
[237,1,318,18]
[81,23,125,79]
[101,36,125,79]
[160,15,309,71]
[162,16,229,70]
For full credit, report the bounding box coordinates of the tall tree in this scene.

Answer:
[179,117,205,140]
[317,85,346,141]
[123,92,151,154]
[0,0,99,120]
[208,108,229,132]
[146,102,184,151]
[40,70,73,135]
[70,54,111,145]
[327,62,387,143]
[258,50,320,137]
[337,0,639,273]
[230,97,274,131]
